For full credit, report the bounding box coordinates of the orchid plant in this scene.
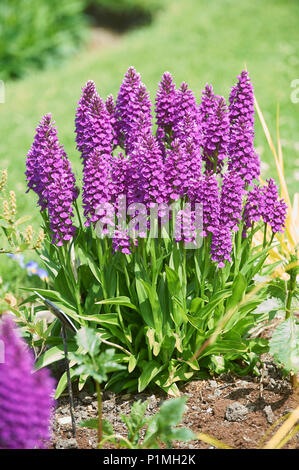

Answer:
[23,68,288,396]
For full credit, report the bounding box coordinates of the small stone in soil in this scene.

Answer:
[264,405,275,424]
[55,438,78,449]
[225,402,248,422]
[58,416,72,426]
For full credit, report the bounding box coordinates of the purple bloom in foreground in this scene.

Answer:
[0,315,55,449]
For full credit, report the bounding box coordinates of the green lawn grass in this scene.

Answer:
[0,0,298,229]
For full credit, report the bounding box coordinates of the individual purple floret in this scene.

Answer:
[75,80,97,158]
[228,71,260,184]
[210,225,233,268]
[220,171,245,231]
[201,95,230,174]
[0,315,55,449]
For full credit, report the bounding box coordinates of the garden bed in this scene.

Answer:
[51,355,299,450]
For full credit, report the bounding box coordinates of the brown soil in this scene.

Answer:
[50,354,299,450]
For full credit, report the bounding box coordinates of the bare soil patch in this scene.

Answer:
[51,354,299,450]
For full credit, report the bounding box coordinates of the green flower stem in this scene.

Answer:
[234,224,243,278]
[263,223,268,248]
[200,236,210,297]
[285,265,297,320]
[74,199,84,232]
[95,380,103,448]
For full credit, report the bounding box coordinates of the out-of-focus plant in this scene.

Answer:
[0,314,55,449]
[0,0,86,80]
[253,100,299,386]
[0,169,45,254]
[85,0,162,31]
[70,327,124,447]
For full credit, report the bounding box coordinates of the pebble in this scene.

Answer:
[55,438,78,449]
[58,416,72,426]
[264,405,275,424]
[225,402,248,422]
[209,380,218,388]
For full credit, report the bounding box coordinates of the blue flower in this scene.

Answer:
[37,268,49,282]
[25,261,39,276]
[7,253,25,268]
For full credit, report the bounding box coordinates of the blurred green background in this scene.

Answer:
[0,0,298,230]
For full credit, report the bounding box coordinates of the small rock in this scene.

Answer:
[236,380,249,387]
[206,407,213,414]
[103,400,115,412]
[58,416,72,426]
[82,396,93,405]
[122,394,131,400]
[225,402,248,422]
[209,380,218,388]
[55,438,78,449]
[264,405,275,424]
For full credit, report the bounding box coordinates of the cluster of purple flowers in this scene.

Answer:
[26,114,78,246]
[25,68,287,266]
[0,315,55,449]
